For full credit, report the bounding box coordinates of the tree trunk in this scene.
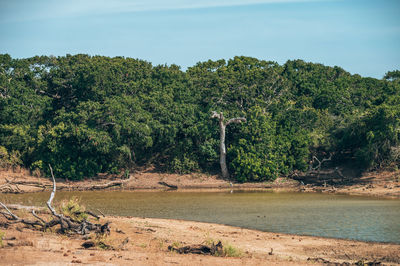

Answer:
[212,111,246,179]
[219,120,229,179]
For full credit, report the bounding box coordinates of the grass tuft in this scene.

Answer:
[59,196,88,222]
[0,230,4,247]
[221,243,242,257]
[204,238,243,257]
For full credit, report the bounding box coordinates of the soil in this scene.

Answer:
[1,214,399,266]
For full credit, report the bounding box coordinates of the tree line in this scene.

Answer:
[0,54,399,181]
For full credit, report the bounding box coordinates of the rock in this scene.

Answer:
[81,241,95,249]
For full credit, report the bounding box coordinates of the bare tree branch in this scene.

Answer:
[0,165,111,236]
[31,210,46,224]
[226,117,247,126]
[47,164,61,218]
[0,202,19,220]
[309,153,333,172]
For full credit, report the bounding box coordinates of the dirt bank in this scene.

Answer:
[1,167,399,198]
[1,213,399,266]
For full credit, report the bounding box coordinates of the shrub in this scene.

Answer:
[169,155,199,174]
[228,107,279,182]
[59,197,88,222]
[221,243,242,257]
[0,146,22,169]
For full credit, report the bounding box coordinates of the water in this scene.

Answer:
[1,191,399,243]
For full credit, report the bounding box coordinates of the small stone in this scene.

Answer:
[81,241,95,249]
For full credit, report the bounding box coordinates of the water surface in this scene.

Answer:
[1,191,399,243]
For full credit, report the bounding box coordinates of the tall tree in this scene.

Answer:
[211,111,246,178]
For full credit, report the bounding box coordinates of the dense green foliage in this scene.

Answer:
[0,54,399,181]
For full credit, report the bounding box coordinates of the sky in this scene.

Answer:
[0,0,399,78]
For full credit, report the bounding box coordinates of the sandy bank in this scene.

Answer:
[1,214,399,265]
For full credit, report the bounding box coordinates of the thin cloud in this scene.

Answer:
[1,0,331,23]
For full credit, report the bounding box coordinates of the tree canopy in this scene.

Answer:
[1,54,399,181]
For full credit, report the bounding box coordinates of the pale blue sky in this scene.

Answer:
[0,0,399,78]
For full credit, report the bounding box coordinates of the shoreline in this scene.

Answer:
[1,167,399,199]
[1,214,399,265]
[1,167,400,265]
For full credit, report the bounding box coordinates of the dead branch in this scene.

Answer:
[0,202,44,228]
[168,241,223,255]
[89,180,124,190]
[6,204,47,212]
[0,211,15,220]
[31,210,46,224]
[308,153,332,172]
[225,117,247,126]
[5,180,48,188]
[74,210,100,220]
[47,164,60,217]
[0,164,111,236]
[0,177,51,193]
[97,209,106,217]
[158,181,178,190]
[0,202,19,220]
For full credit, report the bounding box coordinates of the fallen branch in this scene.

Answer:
[97,209,106,217]
[89,181,124,190]
[0,164,111,236]
[31,210,46,224]
[0,202,19,220]
[158,181,178,190]
[5,204,47,212]
[168,241,223,255]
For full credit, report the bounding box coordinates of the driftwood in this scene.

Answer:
[0,177,52,193]
[6,204,47,212]
[89,180,125,190]
[0,177,127,193]
[0,164,110,236]
[158,181,178,190]
[5,178,49,188]
[168,241,223,255]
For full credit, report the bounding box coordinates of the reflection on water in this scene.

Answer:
[1,191,399,243]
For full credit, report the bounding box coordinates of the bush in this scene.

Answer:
[228,107,279,182]
[169,155,199,174]
[0,146,22,169]
[336,101,400,169]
